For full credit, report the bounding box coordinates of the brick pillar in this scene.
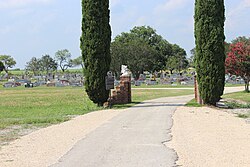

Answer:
[194,75,203,105]
[194,75,198,100]
[120,75,131,103]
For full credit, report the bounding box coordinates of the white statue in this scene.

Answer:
[121,65,129,76]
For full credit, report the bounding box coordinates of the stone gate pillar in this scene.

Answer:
[111,75,131,104]
[194,75,203,105]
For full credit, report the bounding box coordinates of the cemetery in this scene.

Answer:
[0,0,249,166]
[1,69,246,89]
[1,72,84,88]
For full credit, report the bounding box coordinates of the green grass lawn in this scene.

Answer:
[185,98,203,107]
[0,86,100,129]
[0,85,193,144]
[185,91,250,118]
[0,86,194,129]
[0,85,194,145]
[225,83,245,87]
[223,91,250,102]
[223,91,250,118]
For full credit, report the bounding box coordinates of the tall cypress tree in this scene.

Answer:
[81,0,111,106]
[194,0,226,105]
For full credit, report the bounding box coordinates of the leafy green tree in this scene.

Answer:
[167,44,188,74]
[111,39,157,79]
[188,48,196,68]
[55,49,73,72]
[114,26,172,71]
[110,42,127,78]
[0,55,16,73]
[25,57,41,75]
[232,36,250,45]
[40,55,57,74]
[72,56,84,69]
[81,0,111,106]
[194,0,226,105]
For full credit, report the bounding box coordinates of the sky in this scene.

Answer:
[0,0,249,69]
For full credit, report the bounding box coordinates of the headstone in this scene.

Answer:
[105,71,114,90]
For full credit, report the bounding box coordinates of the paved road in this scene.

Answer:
[51,95,194,167]
[51,87,244,167]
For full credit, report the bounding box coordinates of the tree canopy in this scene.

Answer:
[39,55,57,74]
[110,26,187,78]
[26,57,41,76]
[72,56,84,69]
[55,49,73,72]
[167,44,188,74]
[111,38,157,79]
[0,55,16,73]
[225,38,250,92]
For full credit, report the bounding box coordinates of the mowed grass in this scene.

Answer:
[0,86,194,129]
[185,98,202,107]
[223,91,250,103]
[223,91,250,118]
[0,86,99,129]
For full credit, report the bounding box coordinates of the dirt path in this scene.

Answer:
[168,87,250,167]
[0,109,124,167]
[169,106,250,167]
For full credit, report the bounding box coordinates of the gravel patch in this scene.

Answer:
[0,109,124,167]
[168,106,250,167]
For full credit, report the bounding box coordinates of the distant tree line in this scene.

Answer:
[0,50,84,76]
[110,26,189,79]
[25,49,84,75]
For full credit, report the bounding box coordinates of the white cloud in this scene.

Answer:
[154,0,188,14]
[226,0,250,30]
[228,0,250,17]
[0,0,53,9]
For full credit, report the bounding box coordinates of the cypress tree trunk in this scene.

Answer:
[194,0,226,105]
[81,0,111,106]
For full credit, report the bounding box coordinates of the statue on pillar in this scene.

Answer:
[121,65,129,76]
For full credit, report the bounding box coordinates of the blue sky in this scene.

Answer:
[0,0,249,69]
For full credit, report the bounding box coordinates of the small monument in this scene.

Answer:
[110,65,131,104]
